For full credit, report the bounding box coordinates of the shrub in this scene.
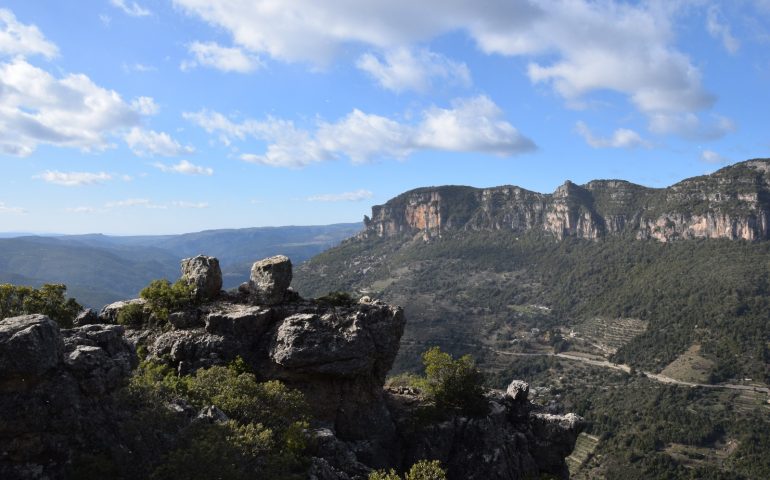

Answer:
[369,460,447,480]
[418,347,487,416]
[315,291,355,307]
[139,279,196,322]
[0,283,81,327]
[116,302,146,327]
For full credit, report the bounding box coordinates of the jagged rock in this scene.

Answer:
[310,428,371,479]
[0,314,63,377]
[204,305,273,338]
[195,405,229,423]
[98,298,146,323]
[181,255,223,301]
[529,413,583,478]
[73,308,99,327]
[360,158,770,243]
[506,380,529,402]
[168,309,202,329]
[151,330,236,372]
[0,319,136,480]
[271,306,405,380]
[249,255,292,305]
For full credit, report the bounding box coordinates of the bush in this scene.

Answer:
[369,460,447,480]
[116,302,146,327]
[0,283,81,327]
[418,347,487,416]
[139,279,196,322]
[315,291,355,307]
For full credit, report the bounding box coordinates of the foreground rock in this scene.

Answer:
[0,316,136,480]
[0,255,582,479]
[248,254,293,304]
[181,255,223,300]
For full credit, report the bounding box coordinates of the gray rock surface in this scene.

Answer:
[0,314,63,376]
[73,308,99,327]
[98,298,146,323]
[249,255,292,304]
[181,255,223,301]
[506,379,530,402]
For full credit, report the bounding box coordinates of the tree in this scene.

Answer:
[419,347,487,416]
[0,283,81,327]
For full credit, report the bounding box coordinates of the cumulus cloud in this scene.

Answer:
[357,47,470,93]
[307,189,374,202]
[125,127,194,157]
[131,96,159,115]
[110,0,151,17]
[0,8,58,58]
[706,6,739,54]
[701,150,729,165]
[173,0,715,122]
[35,170,112,186]
[181,41,262,73]
[0,58,142,156]
[575,121,650,149]
[188,95,535,168]
[152,159,213,176]
[0,201,25,214]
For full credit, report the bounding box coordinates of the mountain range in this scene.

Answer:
[0,223,360,308]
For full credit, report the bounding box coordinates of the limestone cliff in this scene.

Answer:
[362,158,770,242]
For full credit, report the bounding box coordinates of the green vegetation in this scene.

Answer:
[369,459,447,480]
[72,358,310,479]
[0,283,81,327]
[139,279,196,323]
[314,290,355,307]
[116,302,146,327]
[295,229,770,478]
[417,347,487,416]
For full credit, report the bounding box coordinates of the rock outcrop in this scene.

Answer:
[0,255,583,480]
[181,254,223,300]
[361,158,770,242]
[0,316,136,480]
[248,255,293,304]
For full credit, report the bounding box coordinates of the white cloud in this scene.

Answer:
[0,58,142,156]
[706,6,739,54]
[181,41,261,73]
[0,201,25,214]
[66,206,101,214]
[110,0,151,17]
[307,189,374,202]
[172,201,209,208]
[190,95,535,168]
[122,63,156,73]
[152,159,213,176]
[105,198,166,209]
[357,47,470,93]
[99,14,112,27]
[125,127,194,157]
[0,8,58,58]
[701,150,729,165]
[36,170,112,186]
[131,96,159,115]
[648,113,735,140]
[575,121,650,149]
[173,1,714,121]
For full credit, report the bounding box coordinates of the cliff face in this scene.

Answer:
[362,158,770,242]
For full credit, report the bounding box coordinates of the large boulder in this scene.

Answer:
[0,314,63,377]
[249,255,292,305]
[181,255,223,301]
[99,298,146,323]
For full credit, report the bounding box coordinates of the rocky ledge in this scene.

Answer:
[0,255,581,479]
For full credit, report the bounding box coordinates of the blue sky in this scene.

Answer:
[0,0,768,234]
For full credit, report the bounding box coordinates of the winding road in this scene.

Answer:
[490,348,770,395]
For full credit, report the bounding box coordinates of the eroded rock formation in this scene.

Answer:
[0,255,582,480]
[361,158,770,242]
